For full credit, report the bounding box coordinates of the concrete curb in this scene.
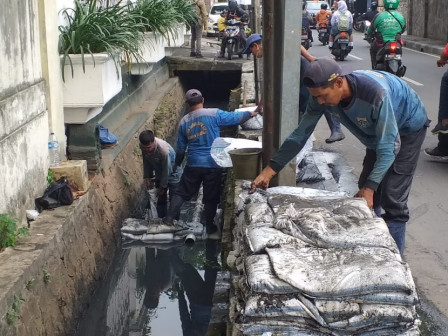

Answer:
[402,36,445,56]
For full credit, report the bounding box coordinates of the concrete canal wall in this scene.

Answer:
[0,64,186,335]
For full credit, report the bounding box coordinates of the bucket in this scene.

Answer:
[228,148,262,180]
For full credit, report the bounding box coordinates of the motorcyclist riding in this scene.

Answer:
[316,3,332,35]
[361,1,379,22]
[302,3,314,44]
[329,1,354,50]
[219,0,249,58]
[366,0,406,69]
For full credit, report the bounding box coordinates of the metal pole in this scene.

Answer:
[261,0,300,186]
[277,0,300,186]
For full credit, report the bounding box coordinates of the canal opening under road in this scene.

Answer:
[75,69,241,336]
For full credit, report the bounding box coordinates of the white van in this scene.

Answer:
[206,3,228,37]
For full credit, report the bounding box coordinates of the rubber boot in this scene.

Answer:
[204,202,218,234]
[386,221,406,255]
[163,194,184,225]
[324,112,345,143]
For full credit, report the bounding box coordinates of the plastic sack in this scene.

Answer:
[295,135,314,174]
[145,189,158,220]
[241,114,263,130]
[98,124,117,147]
[211,137,262,167]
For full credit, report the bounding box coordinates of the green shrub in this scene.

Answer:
[130,0,197,39]
[0,214,30,249]
[58,0,146,80]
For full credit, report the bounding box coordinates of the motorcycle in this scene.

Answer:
[353,12,365,32]
[317,23,329,45]
[374,40,406,77]
[301,26,312,50]
[331,31,351,61]
[224,19,245,60]
[363,21,374,44]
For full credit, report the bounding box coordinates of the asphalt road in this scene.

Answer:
[308,30,448,332]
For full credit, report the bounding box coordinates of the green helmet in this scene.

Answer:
[384,0,399,10]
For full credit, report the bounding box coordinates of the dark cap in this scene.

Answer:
[303,57,351,88]
[242,34,262,54]
[184,89,203,102]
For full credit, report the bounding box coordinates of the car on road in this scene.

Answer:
[206,3,228,37]
[305,0,330,28]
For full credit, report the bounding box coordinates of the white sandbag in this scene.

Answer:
[266,245,415,298]
[243,295,310,318]
[244,255,298,294]
[245,226,307,254]
[121,232,174,241]
[240,114,263,130]
[121,218,149,234]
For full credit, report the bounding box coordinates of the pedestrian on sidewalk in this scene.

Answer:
[139,130,183,218]
[190,0,208,58]
[163,89,258,235]
[425,42,448,159]
[242,34,345,143]
[250,57,430,255]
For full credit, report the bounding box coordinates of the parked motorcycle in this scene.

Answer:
[374,40,406,77]
[301,26,312,50]
[224,19,245,60]
[331,31,351,61]
[317,23,329,45]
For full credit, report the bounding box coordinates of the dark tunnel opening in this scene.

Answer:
[174,70,242,111]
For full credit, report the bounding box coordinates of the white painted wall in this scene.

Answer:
[0,0,53,224]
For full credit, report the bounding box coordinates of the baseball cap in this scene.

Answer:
[184,89,203,102]
[242,34,262,54]
[303,57,351,88]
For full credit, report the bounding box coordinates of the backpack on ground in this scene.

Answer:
[35,177,74,211]
[338,12,349,31]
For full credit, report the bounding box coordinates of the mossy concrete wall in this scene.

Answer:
[0,76,185,336]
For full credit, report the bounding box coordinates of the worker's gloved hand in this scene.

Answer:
[354,187,374,208]
[250,166,276,193]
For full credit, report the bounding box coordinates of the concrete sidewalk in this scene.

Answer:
[402,34,446,56]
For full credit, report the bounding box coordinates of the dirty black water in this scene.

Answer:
[75,199,223,336]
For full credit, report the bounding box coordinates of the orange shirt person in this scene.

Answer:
[316,5,332,25]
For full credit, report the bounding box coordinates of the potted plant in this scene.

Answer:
[128,0,197,74]
[58,0,146,123]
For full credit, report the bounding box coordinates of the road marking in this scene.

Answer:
[403,47,439,58]
[402,76,424,86]
[348,54,363,60]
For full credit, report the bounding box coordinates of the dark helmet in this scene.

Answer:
[321,3,328,9]
[228,0,237,11]
[371,2,378,10]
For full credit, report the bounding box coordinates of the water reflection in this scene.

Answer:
[75,240,221,336]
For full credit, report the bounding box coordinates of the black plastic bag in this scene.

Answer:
[35,177,74,212]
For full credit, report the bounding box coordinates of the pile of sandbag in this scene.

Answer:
[120,188,206,246]
[228,183,420,336]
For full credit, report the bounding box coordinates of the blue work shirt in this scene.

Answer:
[270,70,428,191]
[176,108,252,168]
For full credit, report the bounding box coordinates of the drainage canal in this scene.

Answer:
[75,69,241,336]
